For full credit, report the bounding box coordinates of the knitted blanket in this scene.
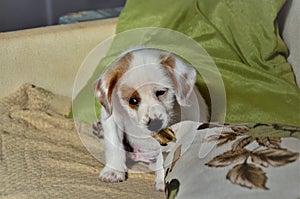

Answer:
[0,84,163,198]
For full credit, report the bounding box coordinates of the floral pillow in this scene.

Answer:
[164,121,300,199]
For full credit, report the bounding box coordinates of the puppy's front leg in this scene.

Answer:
[155,151,165,191]
[100,110,127,183]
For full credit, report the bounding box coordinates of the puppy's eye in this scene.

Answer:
[156,89,167,98]
[128,98,140,105]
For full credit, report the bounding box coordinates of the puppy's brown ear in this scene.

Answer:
[161,54,196,106]
[94,53,132,115]
[94,78,111,115]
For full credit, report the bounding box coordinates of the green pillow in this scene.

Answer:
[72,0,300,126]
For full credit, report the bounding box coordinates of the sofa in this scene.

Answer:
[0,0,299,198]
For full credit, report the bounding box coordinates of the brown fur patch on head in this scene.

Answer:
[160,54,176,69]
[120,85,141,110]
[160,53,176,69]
[104,53,132,103]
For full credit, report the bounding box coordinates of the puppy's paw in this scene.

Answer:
[155,180,165,192]
[99,167,126,183]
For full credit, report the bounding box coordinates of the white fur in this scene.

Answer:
[95,48,208,191]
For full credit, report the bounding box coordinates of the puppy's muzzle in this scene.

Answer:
[147,118,163,132]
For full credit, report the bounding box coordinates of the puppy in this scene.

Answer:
[94,47,208,191]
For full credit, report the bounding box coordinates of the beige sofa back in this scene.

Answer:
[0,18,117,98]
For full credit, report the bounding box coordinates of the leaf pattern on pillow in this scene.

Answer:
[205,149,250,167]
[255,137,281,149]
[165,179,180,199]
[250,148,299,168]
[205,123,300,190]
[170,144,182,172]
[226,163,268,190]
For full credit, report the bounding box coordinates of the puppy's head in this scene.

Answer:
[94,48,196,132]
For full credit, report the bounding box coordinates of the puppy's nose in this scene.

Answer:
[147,118,163,132]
